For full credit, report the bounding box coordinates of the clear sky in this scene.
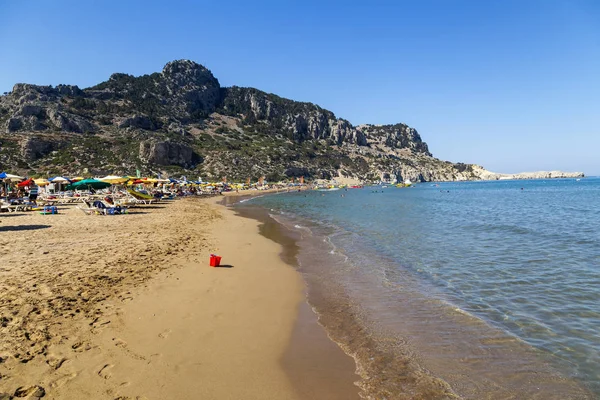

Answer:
[1,0,598,174]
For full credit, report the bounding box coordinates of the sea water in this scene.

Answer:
[239,178,599,399]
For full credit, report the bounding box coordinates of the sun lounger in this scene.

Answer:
[81,200,126,215]
[1,203,16,213]
[76,205,98,215]
[126,189,156,204]
[0,201,32,212]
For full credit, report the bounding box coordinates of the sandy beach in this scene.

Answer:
[0,197,359,399]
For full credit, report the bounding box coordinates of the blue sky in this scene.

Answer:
[1,0,598,174]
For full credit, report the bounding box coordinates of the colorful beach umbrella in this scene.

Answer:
[17,178,34,187]
[49,176,71,183]
[100,175,128,184]
[34,178,50,186]
[0,172,24,181]
[65,178,111,190]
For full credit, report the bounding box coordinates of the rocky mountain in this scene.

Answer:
[0,60,584,182]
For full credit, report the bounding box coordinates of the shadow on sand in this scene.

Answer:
[0,224,51,232]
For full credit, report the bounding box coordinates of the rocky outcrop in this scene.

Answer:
[55,84,83,97]
[222,87,371,146]
[86,60,222,120]
[10,83,82,103]
[1,82,94,134]
[161,60,221,117]
[118,115,155,130]
[20,137,56,161]
[6,118,22,133]
[360,124,431,155]
[19,105,44,117]
[284,166,311,178]
[139,140,197,168]
[46,109,95,133]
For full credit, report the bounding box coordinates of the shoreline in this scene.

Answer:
[237,189,596,399]
[226,202,360,400]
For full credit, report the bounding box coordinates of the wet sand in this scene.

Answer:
[229,203,360,400]
[0,197,359,399]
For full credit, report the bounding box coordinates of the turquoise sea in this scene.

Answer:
[240,178,599,399]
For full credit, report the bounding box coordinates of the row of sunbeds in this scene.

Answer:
[0,188,167,216]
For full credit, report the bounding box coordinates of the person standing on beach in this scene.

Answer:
[29,183,39,204]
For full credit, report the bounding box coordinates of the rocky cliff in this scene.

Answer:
[0,60,583,182]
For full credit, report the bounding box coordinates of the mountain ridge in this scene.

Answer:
[0,60,583,182]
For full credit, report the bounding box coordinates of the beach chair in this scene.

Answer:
[126,189,156,204]
[76,205,98,215]
[92,200,126,215]
[0,201,16,213]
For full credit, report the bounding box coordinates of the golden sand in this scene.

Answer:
[0,197,358,399]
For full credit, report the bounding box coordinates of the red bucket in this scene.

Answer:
[209,254,222,267]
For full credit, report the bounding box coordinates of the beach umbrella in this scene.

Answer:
[17,178,34,187]
[34,178,50,186]
[71,177,84,182]
[0,172,25,181]
[49,176,71,183]
[48,176,71,192]
[100,175,128,184]
[65,178,111,190]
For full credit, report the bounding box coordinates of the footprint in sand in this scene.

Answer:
[71,341,90,352]
[50,373,77,389]
[157,329,171,339]
[98,364,114,379]
[89,316,111,327]
[13,385,45,398]
[112,338,146,361]
[46,356,67,370]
